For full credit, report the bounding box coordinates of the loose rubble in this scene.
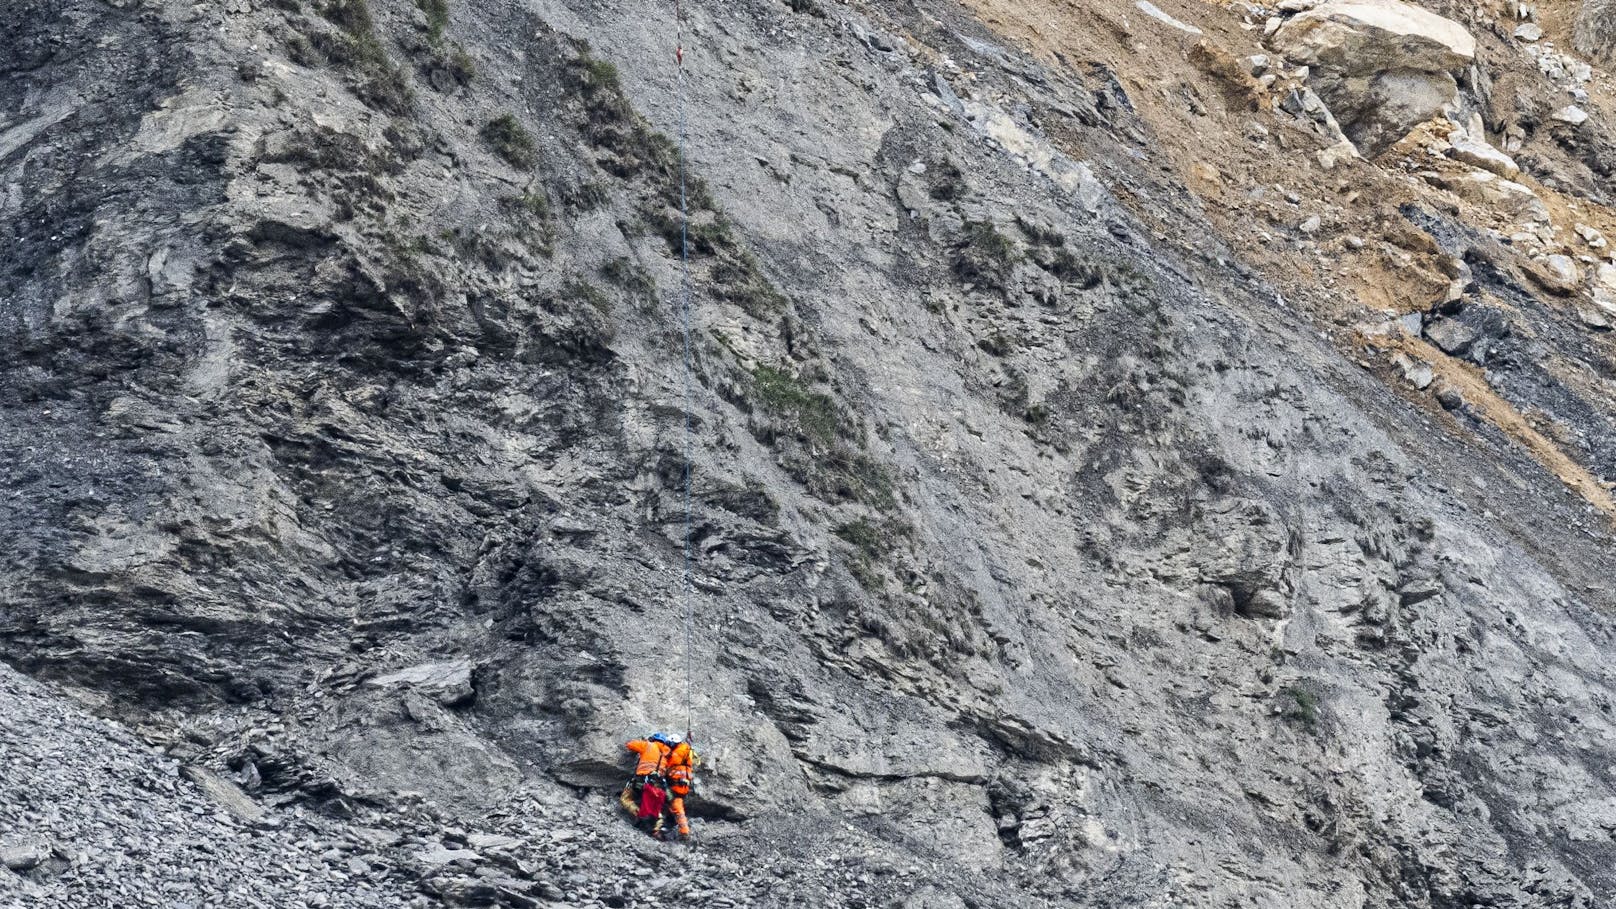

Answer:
[0,665,423,908]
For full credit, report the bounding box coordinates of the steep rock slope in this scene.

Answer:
[4,0,1616,906]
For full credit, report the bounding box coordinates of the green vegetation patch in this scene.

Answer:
[483,114,538,168]
[499,188,556,256]
[600,257,656,310]
[712,254,788,318]
[565,48,677,180]
[296,0,413,114]
[754,365,840,446]
[444,44,475,84]
[834,517,911,591]
[562,277,611,314]
[954,220,1019,291]
[509,187,550,219]
[1277,686,1319,730]
[416,0,449,40]
[320,0,374,32]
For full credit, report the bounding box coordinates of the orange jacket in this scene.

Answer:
[625,739,673,776]
[665,741,694,774]
[665,742,696,797]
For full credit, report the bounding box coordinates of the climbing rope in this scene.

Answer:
[675,0,696,747]
[1289,397,1307,618]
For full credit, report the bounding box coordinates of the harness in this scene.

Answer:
[628,743,674,790]
[667,764,692,797]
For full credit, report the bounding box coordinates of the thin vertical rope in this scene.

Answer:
[676,0,695,746]
[1289,395,1306,620]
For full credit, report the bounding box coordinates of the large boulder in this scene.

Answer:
[1274,0,1474,70]
[1273,0,1476,155]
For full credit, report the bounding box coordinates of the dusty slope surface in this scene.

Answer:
[5,0,1616,906]
[0,661,425,908]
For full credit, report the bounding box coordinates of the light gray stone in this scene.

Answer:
[367,660,476,707]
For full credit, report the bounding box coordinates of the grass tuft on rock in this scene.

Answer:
[754,365,840,446]
[561,278,611,314]
[416,0,449,41]
[955,220,1018,291]
[1278,686,1319,730]
[834,517,910,590]
[600,258,656,310]
[321,0,374,33]
[510,188,550,219]
[302,0,414,114]
[445,44,475,83]
[483,114,538,168]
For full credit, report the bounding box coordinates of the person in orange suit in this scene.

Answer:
[619,733,677,836]
[660,748,696,841]
[619,734,699,840]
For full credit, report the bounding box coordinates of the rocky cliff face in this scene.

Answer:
[6,0,1616,906]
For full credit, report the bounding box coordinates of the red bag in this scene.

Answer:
[637,781,667,819]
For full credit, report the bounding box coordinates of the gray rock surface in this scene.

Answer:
[4,0,1616,906]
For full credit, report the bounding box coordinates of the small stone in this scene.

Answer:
[1513,22,1542,41]
[1398,580,1443,605]
[1299,214,1322,234]
[1537,254,1581,294]
[1317,139,1358,169]
[1425,318,1478,355]
[415,845,481,867]
[1576,224,1607,249]
[1447,138,1520,178]
[0,842,51,872]
[1392,352,1434,389]
[1344,234,1366,250]
[1578,306,1612,330]
[1553,105,1589,126]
